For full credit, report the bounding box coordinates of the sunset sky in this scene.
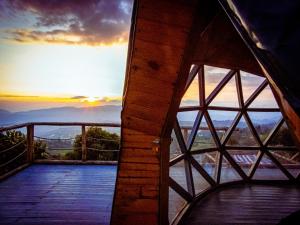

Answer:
[0,0,132,111]
[0,0,276,112]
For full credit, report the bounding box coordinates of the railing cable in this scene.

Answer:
[34,136,75,141]
[0,140,26,155]
[0,149,26,168]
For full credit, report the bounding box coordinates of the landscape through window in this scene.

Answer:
[169,65,300,222]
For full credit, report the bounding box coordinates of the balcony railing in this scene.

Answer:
[0,122,121,179]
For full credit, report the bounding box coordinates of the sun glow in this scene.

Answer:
[86,97,97,102]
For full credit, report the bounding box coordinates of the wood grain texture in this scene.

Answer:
[193,11,263,75]
[0,164,117,225]
[112,0,197,224]
[182,184,300,225]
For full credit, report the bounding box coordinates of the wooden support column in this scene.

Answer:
[157,138,171,225]
[26,124,34,163]
[82,125,87,161]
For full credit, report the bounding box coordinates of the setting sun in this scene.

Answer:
[86,97,98,103]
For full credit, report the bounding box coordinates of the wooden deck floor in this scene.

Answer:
[182,184,300,225]
[0,164,117,225]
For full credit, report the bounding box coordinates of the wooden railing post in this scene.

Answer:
[26,124,34,163]
[82,125,87,161]
[183,128,188,144]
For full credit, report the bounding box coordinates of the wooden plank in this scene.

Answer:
[0,165,117,225]
[192,12,263,75]
[135,18,189,48]
[138,0,194,28]
[122,115,163,136]
[182,184,300,225]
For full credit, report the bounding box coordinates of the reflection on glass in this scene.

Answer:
[220,155,241,183]
[253,153,288,180]
[269,150,300,178]
[170,130,182,160]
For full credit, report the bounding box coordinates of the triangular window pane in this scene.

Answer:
[208,110,237,142]
[210,76,239,107]
[170,130,182,160]
[226,116,259,146]
[248,112,282,142]
[269,122,295,147]
[240,71,265,102]
[220,155,242,183]
[227,150,259,174]
[177,111,198,145]
[269,150,300,178]
[169,187,186,223]
[253,153,288,180]
[180,74,199,107]
[249,85,279,108]
[191,163,211,194]
[169,160,188,192]
[204,65,229,99]
[191,117,216,151]
[193,152,219,182]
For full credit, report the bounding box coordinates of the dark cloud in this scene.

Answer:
[70,96,88,99]
[98,97,121,105]
[0,95,40,98]
[4,0,133,45]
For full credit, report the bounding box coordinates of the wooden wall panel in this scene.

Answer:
[193,11,263,75]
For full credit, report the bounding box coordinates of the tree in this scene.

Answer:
[270,127,294,146]
[0,130,46,174]
[72,127,120,161]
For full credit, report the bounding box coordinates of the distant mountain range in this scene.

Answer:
[0,105,122,126]
[0,105,282,138]
[0,105,282,127]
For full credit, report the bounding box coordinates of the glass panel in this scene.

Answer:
[168,187,186,223]
[227,150,259,174]
[240,71,265,102]
[226,116,258,146]
[191,117,216,151]
[248,112,282,142]
[253,153,288,180]
[208,110,237,141]
[193,152,219,182]
[249,85,279,108]
[170,130,182,160]
[169,160,188,191]
[268,122,295,147]
[180,73,199,107]
[191,164,211,194]
[177,111,198,144]
[270,150,300,178]
[210,76,239,107]
[220,155,242,183]
[204,65,229,99]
